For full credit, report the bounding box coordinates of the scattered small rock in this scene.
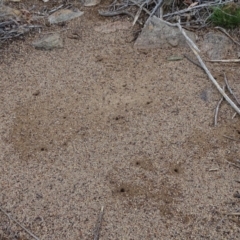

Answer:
[33,90,40,96]
[201,32,233,60]
[48,9,84,25]
[94,21,132,33]
[84,0,101,6]
[134,16,196,49]
[32,33,63,50]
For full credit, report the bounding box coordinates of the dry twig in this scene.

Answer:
[225,159,240,169]
[157,19,240,115]
[208,59,240,63]
[215,26,240,47]
[184,54,203,69]
[0,206,40,240]
[186,42,240,115]
[224,73,240,106]
[214,85,226,126]
[223,135,240,142]
[93,206,104,240]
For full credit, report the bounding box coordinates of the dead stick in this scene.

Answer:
[214,85,226,126]
[223,135,240,142]
[0,206,40,240]
[225,159,240,169]
[224,73,240,105]
[94,206,104,240]
[163,0,233,18]
[183,37,240,114]
[129,0,151,15]
[226,212,240,216]
[188,46,240,114]
[159,20,200,52]
[215,26,240,47]
[208,59,240,63]
[184,54,203,69]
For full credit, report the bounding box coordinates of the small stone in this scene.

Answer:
[48,9,84,24]
[84,0,101,6]
[33,90,40,96]
[32,33,63,50]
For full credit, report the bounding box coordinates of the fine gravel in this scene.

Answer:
[1,2,240,240]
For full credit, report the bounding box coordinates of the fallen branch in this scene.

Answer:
[0,206,40,240]
[169,19,240,115]
[186,45,240,115]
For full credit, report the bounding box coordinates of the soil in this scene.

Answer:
[1,1,240,239]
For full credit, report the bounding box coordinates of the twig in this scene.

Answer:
[184,40,240,115]
[214,85,226,126]
[225,159,240,169]
[224,73,240,106]
[158,19,200,52]
[0,206,40,240]
[132,5,142,26]
[215,26,240,47]
[208,59,240,63]
[223,135,240,142]
[129,0,151,15]
[94,206,104,240]
[149,0,164,18]
[226,212,240,216]
[232,112,237,119]
[184,54,203,69]
[163,0,233,18]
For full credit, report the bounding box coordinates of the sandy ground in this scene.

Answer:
[1,1,240,239]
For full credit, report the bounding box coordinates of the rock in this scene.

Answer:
[134,16,196,49]
[84,0,101,6]
[94,21,132,33]
[48,9,84,24]
[201,32,233,60]
[0,5,22,21]
[32,33,63,50]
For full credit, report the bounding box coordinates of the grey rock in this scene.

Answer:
[48,9,84,24]
[134,16,196,49]
[32,33,63,50]
[201,32,233,60]
[0,5,21,21]
[84,0,101,6]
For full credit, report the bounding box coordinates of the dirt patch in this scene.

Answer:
[1,1,240,240]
